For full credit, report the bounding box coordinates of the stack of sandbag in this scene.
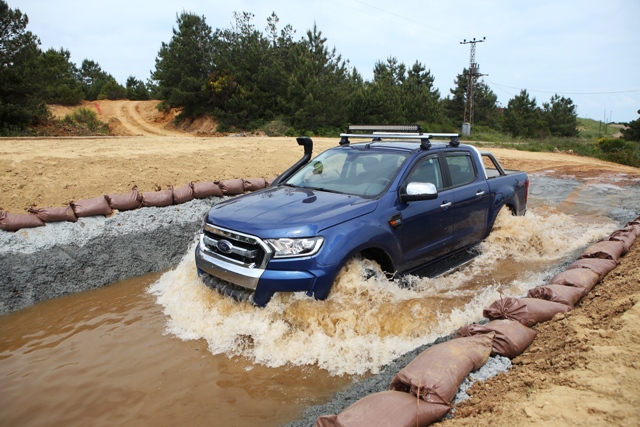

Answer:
[526,218,638,308]
[0,177,275,232]
[316,334,494,427]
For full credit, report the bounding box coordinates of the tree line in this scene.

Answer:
[2,2,638,142]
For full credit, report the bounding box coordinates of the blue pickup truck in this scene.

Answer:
[195,126,528,306]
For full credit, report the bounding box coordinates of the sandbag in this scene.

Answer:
[28,204,77,223]
[0,211,45,231]
[72,196,112,217]
[216,178,245,196]
[457,319,537,359]
[172,182,195,204]
[141,189,174,207]
[604,229,636,253]
[192,181,223,199]
[482,297,571,327]
[527,284,585,308]
[315,391,450,427]
[243,177,267,192]
[106,186,142,211]
[579,240,625,261]
[266,177,275,187]
[547,268,599,294]
[626,219,640,235]
[389,334,493,405]
[566,258,618,281]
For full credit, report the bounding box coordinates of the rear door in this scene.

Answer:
[444,151,491,250]
[397,154,456,271]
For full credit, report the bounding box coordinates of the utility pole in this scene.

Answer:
[460,37,486,135]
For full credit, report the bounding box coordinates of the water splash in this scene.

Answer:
[148,208,614,376]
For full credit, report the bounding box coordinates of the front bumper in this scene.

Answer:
[195,234,321,305]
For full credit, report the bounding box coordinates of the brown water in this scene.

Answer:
[0,183,626,426]
[0,275,352,427]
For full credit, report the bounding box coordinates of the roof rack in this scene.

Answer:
[339,124,460,150]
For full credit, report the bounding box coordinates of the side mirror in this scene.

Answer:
[401,182,438,202]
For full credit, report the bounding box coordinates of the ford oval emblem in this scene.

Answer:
[217,240,234,254]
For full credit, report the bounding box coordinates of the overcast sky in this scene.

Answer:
[19,0,640,123]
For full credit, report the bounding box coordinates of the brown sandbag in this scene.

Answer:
[141,189,174,207]
[566,258,618,281]
[389,334,494,405]
[28,204,77,223]
[192,181,223,199]
[243,177,267,192]
[106,186,142,211]
[172,182,195,204]
[527,284,585,308]
[547,268,600,294]
[72,196,112,217]
[0,211,45,231]
[604,229,636,253]
[266,177,275,187]
[579,240,625,261]
[626,219,640,235]
[216,178,245,196]
[482,297,571,327]
[457,319,537,359]
[315,391,450,427]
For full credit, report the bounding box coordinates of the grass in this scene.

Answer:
[465,119,640,168]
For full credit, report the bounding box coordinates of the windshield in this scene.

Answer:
[285,148,409,198]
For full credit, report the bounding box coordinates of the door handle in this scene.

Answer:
[440,201,452,209]
[476,190,485,197]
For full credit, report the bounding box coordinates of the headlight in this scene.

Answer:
[265,237,324,258]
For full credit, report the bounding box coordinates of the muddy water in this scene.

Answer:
[1,177,638,427]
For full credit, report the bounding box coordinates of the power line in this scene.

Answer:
[485,80,640,96]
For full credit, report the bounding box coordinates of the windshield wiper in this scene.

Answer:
[312,187,346,195]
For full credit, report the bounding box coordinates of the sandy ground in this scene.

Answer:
[2,100,640,426]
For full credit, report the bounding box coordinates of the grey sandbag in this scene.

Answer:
[527,284,585,308]
[243,177,267,192]
[216,178,245,195]
[72,196,112,217]
[28,204,77,223]
[389,333,494,405]
[457,319,537,359]
[172,182,195,204]
[192,181,223,198]
[141,188,174,207]
[482,297,571,327]
[106,186,142,211]
[315,391,450,427]
[566,258,618,281]
[579,240,625,261]
[0,211,45,231]
[604,229,636,253]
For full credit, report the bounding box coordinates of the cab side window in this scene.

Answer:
[406,156,443,190]
[445,153,476,187]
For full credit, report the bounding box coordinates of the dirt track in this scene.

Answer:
[2,101,640,426]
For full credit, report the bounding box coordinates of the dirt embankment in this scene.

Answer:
[2,101,640,426]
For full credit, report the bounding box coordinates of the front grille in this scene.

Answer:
[201,223,270,268]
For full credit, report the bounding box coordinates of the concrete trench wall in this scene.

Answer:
[0,197,223,316]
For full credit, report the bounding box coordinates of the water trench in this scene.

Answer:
[1,176,639,427]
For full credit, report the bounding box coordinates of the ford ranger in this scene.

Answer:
[195,125,529,306]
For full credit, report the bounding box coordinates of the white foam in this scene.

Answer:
[148,208,615,376]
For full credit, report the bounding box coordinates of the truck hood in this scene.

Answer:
[206,186,378,238]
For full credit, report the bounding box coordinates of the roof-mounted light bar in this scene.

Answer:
[348,124,423,133]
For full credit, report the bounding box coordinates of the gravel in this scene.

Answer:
[0,197,224,316]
